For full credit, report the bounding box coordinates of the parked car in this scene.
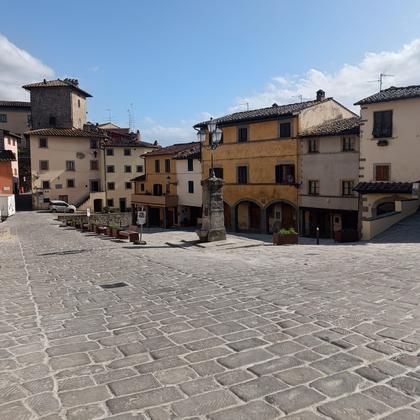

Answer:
[49,200,76,213]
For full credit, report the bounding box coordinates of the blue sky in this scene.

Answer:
[2,0,420,144]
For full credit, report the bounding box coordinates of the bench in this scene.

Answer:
[118,225,139,243]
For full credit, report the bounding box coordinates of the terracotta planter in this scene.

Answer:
[272,233,298,245]
[111,228,121,238]
[106,227,113,236]
[334,229,359,243]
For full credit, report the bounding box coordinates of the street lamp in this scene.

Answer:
[196,117,223,178]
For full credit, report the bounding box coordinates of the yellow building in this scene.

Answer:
[195,90,354,233]
[131,142,200,227]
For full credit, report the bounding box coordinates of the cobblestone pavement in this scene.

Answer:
[0,212,420,419]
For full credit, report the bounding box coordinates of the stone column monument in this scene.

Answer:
[196,175,226,242]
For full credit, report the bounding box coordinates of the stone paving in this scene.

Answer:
[0,212,420,419]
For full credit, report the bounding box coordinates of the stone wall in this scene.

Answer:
[57,212,131,227]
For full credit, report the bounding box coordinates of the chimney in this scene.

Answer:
[316,89,325,101]
[136,130,141,142]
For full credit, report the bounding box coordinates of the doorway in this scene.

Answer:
[93,199,102,213]
[119,198,127,212]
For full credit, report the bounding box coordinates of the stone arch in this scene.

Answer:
[372,195,402,217]
[265,199,298,233]
[233,198,263,232]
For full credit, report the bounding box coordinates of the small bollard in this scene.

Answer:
[316,227,320,245]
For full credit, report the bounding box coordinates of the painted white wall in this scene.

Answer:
[176,159,202,207]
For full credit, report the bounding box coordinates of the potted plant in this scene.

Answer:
[109,223,121,238]
[273,227,298,245]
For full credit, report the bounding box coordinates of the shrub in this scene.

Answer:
[277,227,297,236]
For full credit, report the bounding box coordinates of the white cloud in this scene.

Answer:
[230,39,420,112]
[141,120,195,146]
[0,33,54,100]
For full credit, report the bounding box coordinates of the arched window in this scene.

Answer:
[377,202,395,216]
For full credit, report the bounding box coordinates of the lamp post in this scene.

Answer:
[196,118,223,178]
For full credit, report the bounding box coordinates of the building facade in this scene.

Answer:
[131,142,201,227]
[195,90,355,233]
[102,130,156,212]
[0,150,16,195]
[354,85,420,239]
[0,101,31,138]
[299,117,360,238]
[0,130,20,193]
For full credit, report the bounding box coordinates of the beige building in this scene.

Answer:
[354,85,420,239]
[0,101,31,138]
[175,145,202,226]
[0,130,20,193]
[29,127,106,210]
[299,117,360,238]
[102,130,156,211]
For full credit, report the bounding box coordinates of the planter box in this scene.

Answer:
[111,228,121,238]
[273,233,298,245]
[334,229,359,243]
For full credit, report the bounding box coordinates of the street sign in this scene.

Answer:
[137,210,146,225]
[86,208,91,218]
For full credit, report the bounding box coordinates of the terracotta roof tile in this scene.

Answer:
[299,117,360,137]
[22,78,92,97]
[355,85,420,105]
[26,128,105,138]
[0,101,31,108]
[194,99,330,127]
[144,142,199,158]
[354,182,413,194]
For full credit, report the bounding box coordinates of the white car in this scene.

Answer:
[49,200,76,213]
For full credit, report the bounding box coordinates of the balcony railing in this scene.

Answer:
[131,193,178,207]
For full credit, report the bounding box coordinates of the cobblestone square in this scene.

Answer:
[0,212,419,419]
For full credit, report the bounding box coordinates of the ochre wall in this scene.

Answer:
[0,161,13,193]
[201,117,299,208]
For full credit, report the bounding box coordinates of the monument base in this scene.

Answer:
[196,176,226,243]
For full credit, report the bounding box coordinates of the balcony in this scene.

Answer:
[131,193,178,207]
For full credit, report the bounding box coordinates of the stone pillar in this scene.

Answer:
[197,176,226,242]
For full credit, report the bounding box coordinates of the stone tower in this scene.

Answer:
[23,78,92,129]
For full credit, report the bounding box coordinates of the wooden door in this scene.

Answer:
[281,205,296,229]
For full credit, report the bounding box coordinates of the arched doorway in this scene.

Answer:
[266,201,297,233]
[235,200,262,232]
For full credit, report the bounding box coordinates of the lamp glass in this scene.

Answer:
[207,118,216,133]
[196,128,206,143]
[213,127,223,145]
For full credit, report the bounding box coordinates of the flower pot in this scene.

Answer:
[106,227,113,236]
[273,233,298,245]
[111,228,121,238]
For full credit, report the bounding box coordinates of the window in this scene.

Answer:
[66,160,75,171]
[165,159,171,173]
[237,127,248,143]
[375,164,390,181]
[140,183,145,192]
[124,148,131,156]
[106,165,115,173]
[107,199,114,207]
[125,182,132,189]
[106,148,114,156]
[67,179,75,188]
[237,166,248,184]
[0,114,7,123]
[153,184,163,196]
[155,160,160,173]
[42,180,50,189]
[188,180,194,193]
[187,159,194,171]
[275,164,295,184]
[136,165,143,172]
[90,160,99,170]
[7,138,10,145]
[55,184,62,189]
[13,168,17,176]
[90,180,100,192]
[124,165,132,173]
[58,195,68,202]
[212,167,224,179]
[49,116,56,126]
[39,138,48,148]
[27,114,31,126]
[342,136,355,151]
[107,182,115,190]
[279,122,291,138]
[342,180,354,196]
[39,160,49,171]
[308,180,320,195]
[78,99,81,108]
[373,110,393,138]
[308,139,319,153]
[90,139,98,149]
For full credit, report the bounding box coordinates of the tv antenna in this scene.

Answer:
[106,108,112,123]
[128,103,135,132]
[293,94,303,103]
[369,73,394,91]
[239,101,249,111]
